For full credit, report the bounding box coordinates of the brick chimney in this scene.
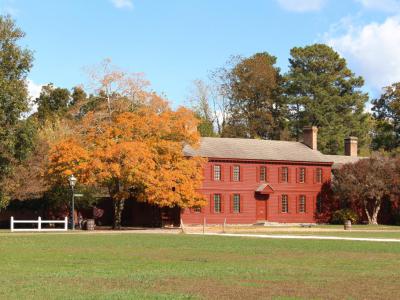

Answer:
[344,137,358,157]
[302,126,318,150]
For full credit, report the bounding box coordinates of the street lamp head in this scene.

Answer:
[68,174,77,188]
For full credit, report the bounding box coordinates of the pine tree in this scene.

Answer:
[285,44,371,154]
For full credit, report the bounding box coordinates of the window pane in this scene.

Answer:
[233,166,240,181]
[299,195,306,213]
[214,165,221,181]
[214,194,221,213]
[281,195,288,213]
[233,194,240,213]
[282,167,288,182]
[299,168,305,183]
[260,166,267,182]
[316,168,322,183]
[193,207,201,213]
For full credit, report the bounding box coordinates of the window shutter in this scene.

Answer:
[296,168,299,183]
[210,194,213,213]
[313,169,316,184]
[278,167,282,183]
[239,194,243,213]
[296,195,299,213]
[221,194,225,213]
[220,165,224,181]
[230,194,233,213]
[239,166,243,182]
[256,166,260,182]
[230,165,233,181]
[322,168,327,182]
[278,195,281,213]
[286,195,289,213]
[211,165,214,181]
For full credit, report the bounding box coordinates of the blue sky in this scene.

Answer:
[2,0,400,106]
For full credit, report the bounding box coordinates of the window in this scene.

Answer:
[232,165,240,181]
[233,194,240,213]
[214,194,221,213]
[299,195,306,213]
[193,207,201,213]
[213,165,221,181]
[316,168,322,183]
[281,195,288,213]
[317,195,322,213]
[281,167,288,182]
[260,166,267,182]
[299,168,306,183]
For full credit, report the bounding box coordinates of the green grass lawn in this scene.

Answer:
[1,233,400,299]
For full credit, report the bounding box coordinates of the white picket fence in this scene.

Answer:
[10,216,68,232]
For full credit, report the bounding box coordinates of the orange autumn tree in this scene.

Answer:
[47,98,206,229]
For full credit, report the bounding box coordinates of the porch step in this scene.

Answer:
[254,221,282,226]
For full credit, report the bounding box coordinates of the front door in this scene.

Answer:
[256,200,267,220]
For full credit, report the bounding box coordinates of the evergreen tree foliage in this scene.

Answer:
[35,83,71,123]
[371,82,400,151]
[285,44,371,154]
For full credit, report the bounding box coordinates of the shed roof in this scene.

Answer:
[324,155,366,169]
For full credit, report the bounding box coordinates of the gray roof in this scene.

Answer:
[184,137,333,164]
[256,183,275,192]
[324,155,366,169]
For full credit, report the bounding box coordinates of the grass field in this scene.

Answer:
[1,233,400,299]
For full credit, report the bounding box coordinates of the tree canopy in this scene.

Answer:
[219,53,287,140]
[371,82,400,152]
[332,155,400,224]
[285,44,371,154]
[47,64,206,228]
[0,15,34,208]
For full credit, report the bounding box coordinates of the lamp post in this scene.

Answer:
[68,175,77,230]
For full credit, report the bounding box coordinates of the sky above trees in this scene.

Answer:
[1,0,400,106]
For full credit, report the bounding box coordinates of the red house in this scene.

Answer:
[181,126,360,224]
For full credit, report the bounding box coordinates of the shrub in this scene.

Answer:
[330,209,358,224]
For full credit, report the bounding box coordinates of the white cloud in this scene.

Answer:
[111,0,133,9]
[326,16,400,93]
[276,0,326,12]
[355,0,400,13]
[27,79,42,100]
[26,79,43,115]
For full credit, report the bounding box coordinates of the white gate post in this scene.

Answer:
[38,216,42,231]
[64,217,68,231]
[10,216,14,232]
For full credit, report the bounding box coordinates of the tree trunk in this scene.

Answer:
[363,200,372,224]
[364,199,381,225]
[370,202,381,225]
[113,198,125,230]
[109,180,125,230]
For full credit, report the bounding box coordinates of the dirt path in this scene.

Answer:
[188,232,400,242]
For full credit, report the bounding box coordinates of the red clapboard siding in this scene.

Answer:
[181,160,332,224]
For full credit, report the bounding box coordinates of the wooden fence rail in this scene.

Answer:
[10,216,68,232]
